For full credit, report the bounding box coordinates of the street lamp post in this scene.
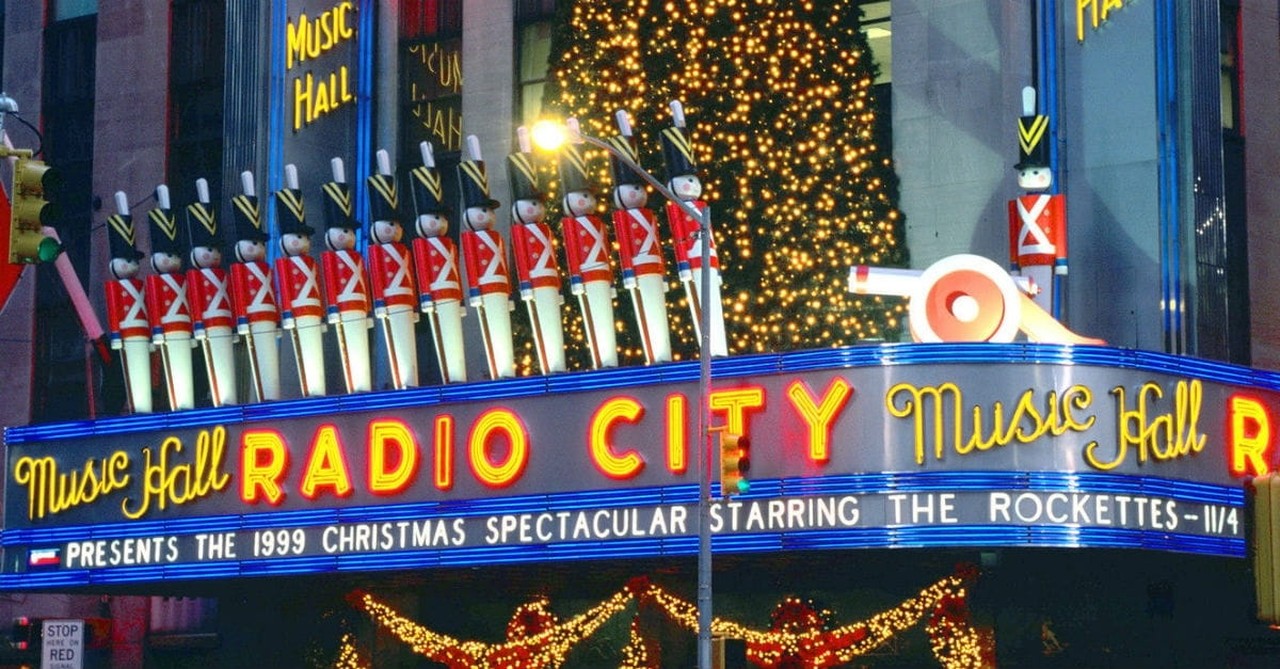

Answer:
[532,120,715,669]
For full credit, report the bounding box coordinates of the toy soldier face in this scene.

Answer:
[191,245,222,270]
[564,190,597,217]
[512,198,546,225]
[464,206,495,231]
[670,175,702,201]
[614,184,647,210]
[235,239,266,263]
[1017,166,1052,191]
[326,226,357,251]
[151,251,183,274]
[109,257,140,280]
[416,213,449,238]
[372,220,402,245]
[281,232,311,257]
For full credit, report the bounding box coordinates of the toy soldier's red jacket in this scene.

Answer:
[511,222,562,296]
[322,249,370,320]
[368,242,417,314]
[275,254,325,326]
[613,207,665,286]
[1008,193,1067,269]
[187,267,234,335]
[146,272,193,340]
[460,230,511,302]
[561,214,614,290]
[664,200,718,274]
[105,278,150,347]
[412,236,464,310]
[230,260,279,332]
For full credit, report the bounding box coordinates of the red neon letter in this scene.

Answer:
[241,429,288,505]
[368,419,420,496]
[589,397,646,479]
[1229,394,1272,477]
[434,414,455,491]
[667,393,688,474]
[468,409,529,488]
[786,377,853,463]
[300,425,354,499]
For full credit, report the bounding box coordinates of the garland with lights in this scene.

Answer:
[539,0,908,368]
[335,567,990,668]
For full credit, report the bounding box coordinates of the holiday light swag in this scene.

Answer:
[334,568,989,668]
[539,0,908,365]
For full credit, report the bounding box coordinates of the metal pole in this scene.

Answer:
[573,132,714,669]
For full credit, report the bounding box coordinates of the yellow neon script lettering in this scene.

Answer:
[12,452,130,521]
[286,2,356,69]
[1086,380,1205,471]
[1077,0,1129,43]
[122,427,230,520]
[886,382,1095,465]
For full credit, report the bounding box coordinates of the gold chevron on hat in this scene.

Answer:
[412,165,443,201]
[662,127,695,164]
[508,152,537,186]
[277,188,306,222]
[188,202,216,237]
[149,207,179,242]
[322,181,352,217]
[232,194,261,230]
[368,174,397,209]
[606,135,638,163]
[1018,114,1049,157]
[108,214,136,246]
[460,160,489,191]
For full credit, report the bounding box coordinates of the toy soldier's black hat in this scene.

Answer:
[231,192,269,242]
[367,173,400,224]
[660,124,698,183]
[106,212,145,261]
[148,191,184,257]
[458,159,500,211]
[606,134,644,188]
[321,179,358,232]
[186,199,221,251]
[410,164,451,216]
[274,182,315,237]
[1015,112,1050,170]
[506,150,545,202]
[557,140,596,194]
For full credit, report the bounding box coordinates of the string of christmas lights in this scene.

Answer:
[335,569,989,668]
[539,0,908,368]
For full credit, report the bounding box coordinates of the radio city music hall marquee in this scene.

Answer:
[3,345,1274,587]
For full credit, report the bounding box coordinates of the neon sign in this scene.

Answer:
[286,1,357,131]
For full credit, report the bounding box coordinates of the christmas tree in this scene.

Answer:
[539,0,908,363]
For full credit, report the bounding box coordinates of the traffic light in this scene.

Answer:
[9,156,61,263]
[10,616,40,651]
[1252,473,1280,625]
[719,432,750,497]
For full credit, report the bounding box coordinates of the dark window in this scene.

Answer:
[401,0,462,40]
[168,0,226,209]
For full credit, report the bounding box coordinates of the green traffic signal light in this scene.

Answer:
[8,157,61,264]
[719,432,751,497]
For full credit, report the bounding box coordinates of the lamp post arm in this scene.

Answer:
[574,134,707,226]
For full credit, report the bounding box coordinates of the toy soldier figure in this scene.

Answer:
[661,100,727,357]
[274,164,327,397]
[146,185,196,410]
[609,109,672,364]
[104,191,152,414]
[320,157,373,394]
[367,149,419,389]
[229,171,282,402]
[508,126,566,375]
[411,141,467,384]
[185,178,237,406]
[558,118,619,369]
[1008,86,1066,315]
[457,135,516,380]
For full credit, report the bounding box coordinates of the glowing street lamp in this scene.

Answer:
[533,115,717,669]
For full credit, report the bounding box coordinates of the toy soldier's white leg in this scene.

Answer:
[690,268,728,357]
[248,322,282,401]
[204,327,238,406]
[1023,265,1052,313]
[383,306,419,389]
[161,332,196,410]
[336,311,372,393]
[429,300,467,383]
[293,315,327,397]
[529,287,566,374]
[577,282,618,369]
[633,274,672,364]
[479,293,515,379]
[120,337,153,414]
